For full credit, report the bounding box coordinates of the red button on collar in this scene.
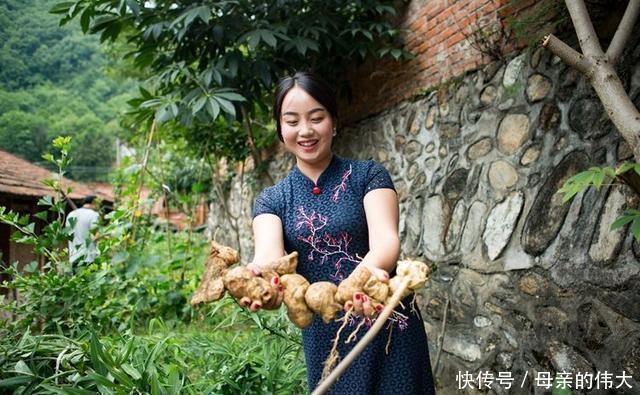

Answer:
[312,186,321,195]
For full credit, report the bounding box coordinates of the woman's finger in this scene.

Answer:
[362,295,374,317]
[275,285,284,306]
[352,292,364,315]
[369,266,390,283]
[246,263,262,276]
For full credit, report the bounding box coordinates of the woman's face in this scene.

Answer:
[280,86,334,168]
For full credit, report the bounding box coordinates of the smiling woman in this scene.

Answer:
[242,71,436,394]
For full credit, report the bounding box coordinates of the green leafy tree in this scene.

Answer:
[0,111,49,161]
[53,0,411,169]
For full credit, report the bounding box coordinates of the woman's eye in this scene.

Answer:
[286,121,298,126]
[311,118,323,123]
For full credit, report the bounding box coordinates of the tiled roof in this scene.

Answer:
[0,149,113,202]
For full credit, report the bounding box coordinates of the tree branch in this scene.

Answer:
[240,106,275,186]
[564,0,604,57]
[606,0,640,65]
[542,34,592,75]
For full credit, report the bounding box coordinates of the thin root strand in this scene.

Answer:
[322,309,352,380]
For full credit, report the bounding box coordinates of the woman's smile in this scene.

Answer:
[298,139,320,151]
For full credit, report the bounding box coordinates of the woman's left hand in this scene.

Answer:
[344,264,389,317]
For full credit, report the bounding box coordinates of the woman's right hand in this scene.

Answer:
[238,263,284,312]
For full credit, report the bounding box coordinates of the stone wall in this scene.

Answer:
[207,43,640,393]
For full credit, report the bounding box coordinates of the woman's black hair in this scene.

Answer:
[273,71,338,142]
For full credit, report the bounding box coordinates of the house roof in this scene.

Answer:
[0,149,113,202]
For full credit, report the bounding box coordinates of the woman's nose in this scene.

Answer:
[298,122,313,136]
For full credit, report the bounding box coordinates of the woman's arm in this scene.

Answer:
[251,213,286,267]
[359,188,401,274]
[239,213,286,311]
[347,188,400,316]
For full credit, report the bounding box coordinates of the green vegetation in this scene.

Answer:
[0,0,134,180]
[558,162,640,241]
[0,138,306,393]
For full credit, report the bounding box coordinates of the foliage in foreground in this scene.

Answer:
[0,138,305,393]
[0,313,305,394]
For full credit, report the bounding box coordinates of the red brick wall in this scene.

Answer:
[341,0,526,125]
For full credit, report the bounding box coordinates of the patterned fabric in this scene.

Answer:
[253,155,436,395]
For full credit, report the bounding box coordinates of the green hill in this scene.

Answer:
[0,0,134,180]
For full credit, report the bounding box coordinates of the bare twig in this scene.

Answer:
[542,34,591,75]
[433,295,450,375]
[130,120,157,245]
[156,144,173,261]
[606,0,640,64]
[453,0,509,62]
[240,106,275,186]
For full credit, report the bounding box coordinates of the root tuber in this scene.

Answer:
[334,265,372,304]
[258,251,299,275]
[388,259,431,299]
[192,242,432,331]
[223,266,280,310]
[281,274,313,328]
[190,240,240,305]
[305,282,343,323]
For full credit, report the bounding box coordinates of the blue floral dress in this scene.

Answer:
[253,154,436,394]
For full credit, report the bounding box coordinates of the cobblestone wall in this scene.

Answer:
[207,42,640,393]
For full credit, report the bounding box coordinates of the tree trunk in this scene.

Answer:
[590,61,640,161]
[542,0,640,162]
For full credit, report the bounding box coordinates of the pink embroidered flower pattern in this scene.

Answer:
[331,164,352,202]
[295,206,359,280]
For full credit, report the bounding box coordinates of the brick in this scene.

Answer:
[424,0,444,17]
[436,8,453,24]
[341,0,521,124]
[446,31,465,47]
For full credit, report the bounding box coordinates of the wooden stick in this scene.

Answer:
[311,278,410,395]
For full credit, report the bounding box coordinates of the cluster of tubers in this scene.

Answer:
[191,241,431,328]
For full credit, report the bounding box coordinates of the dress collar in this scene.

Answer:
[293,154,342,186]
